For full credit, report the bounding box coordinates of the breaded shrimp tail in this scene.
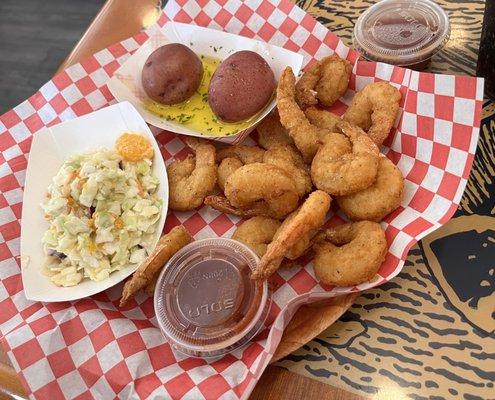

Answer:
[119,226,193,306]
[252,190,331,280]
[296,55,351,108]
[277,67,329,163]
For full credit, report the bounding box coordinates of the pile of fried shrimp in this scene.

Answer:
[166,54,404,288]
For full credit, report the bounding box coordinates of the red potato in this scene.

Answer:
[142,43,203,105]
[208,50,276,123]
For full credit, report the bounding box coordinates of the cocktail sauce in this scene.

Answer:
[353,0,450,70]
[154,238,270,358]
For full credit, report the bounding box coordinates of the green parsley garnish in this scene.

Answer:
[177,113,193,124]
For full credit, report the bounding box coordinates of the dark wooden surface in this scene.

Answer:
[0,0,103,113]
[250,367,365,400]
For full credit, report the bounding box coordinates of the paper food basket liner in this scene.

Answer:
[0,1,483,399]
[106,22,304,144]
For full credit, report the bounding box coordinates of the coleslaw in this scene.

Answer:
[41,143,162,286]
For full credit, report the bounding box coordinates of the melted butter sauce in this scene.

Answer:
[145,55,256,137]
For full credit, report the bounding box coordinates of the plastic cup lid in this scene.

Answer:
[353,0,450,66]
[154,238,270,358]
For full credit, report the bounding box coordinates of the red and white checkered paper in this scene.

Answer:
[0,0,484,399]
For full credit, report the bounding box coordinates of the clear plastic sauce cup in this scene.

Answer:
[154,238,270,358]
[353,0,450,69]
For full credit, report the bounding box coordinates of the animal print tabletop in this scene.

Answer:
[276,2,495,399]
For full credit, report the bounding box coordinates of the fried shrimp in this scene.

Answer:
[313,221,387,287]
[337,156,404,221]
[120,226,193,306]
[217,157,243,192]
[257,110,294,150]
[216,145,265,191]
[232,216,281,257]
[252,190,331,280]
[311,121,379,196]
[222,163,300,219]
[217,145,265,164]
[305,107,341,132]
[343,81,401,145]
[294,62,320,109]
[296,55,352,109]
[263,144,312,197]
[204,195,265,218]
[167,138,216,211]
[272,209,319,260]
[277,67,329,163]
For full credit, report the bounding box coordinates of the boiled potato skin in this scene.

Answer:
[142,43,203,105]
[208,51,276,123]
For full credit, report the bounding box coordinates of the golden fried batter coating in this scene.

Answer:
[257,110,295,150]
[296,55,352,108]
[216,144,265,164]
[272,209,318,260]
[277,67,330,162]
[311,121,379,196]
[263,144,312,198]
[313,221,387,287]
[217,157,243,192]
[336,156,404,221]
[215,144,265,191]
[167,138,217,211]
[343,81,401,145]
[305,107,341,132]
[120,226,193,306]
[232,216,281,257]
[252,190,331,280]
[223,163,300,219]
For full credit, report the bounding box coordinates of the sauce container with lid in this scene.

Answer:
[154,238,270,358]
[353,0,450,69]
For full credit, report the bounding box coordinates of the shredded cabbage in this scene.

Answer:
[41,147,161,287]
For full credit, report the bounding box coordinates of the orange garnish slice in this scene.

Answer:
[116,133,154,161]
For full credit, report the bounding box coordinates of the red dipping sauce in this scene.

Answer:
[154,238,270,358]
[353,0,450,70]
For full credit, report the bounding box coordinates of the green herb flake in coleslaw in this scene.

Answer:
[40,134,162,287]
